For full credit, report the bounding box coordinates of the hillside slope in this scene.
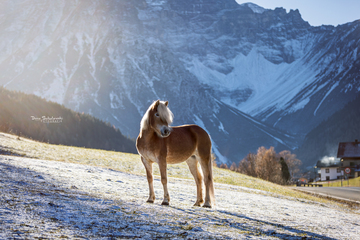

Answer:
[0,133,358,239]
[0,87,136,153]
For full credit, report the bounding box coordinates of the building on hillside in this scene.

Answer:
[337,139,360,178]
[316,161,342,181]
[297,177,308,184]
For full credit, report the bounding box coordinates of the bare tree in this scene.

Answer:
[239,147,300,185]
[229,162,237,172]
[219,163,228,169]
[255,147,282,183]
[278,150,302,179]
[239,153,257,177]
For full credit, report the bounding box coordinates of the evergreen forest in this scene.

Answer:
[0,87,136,153]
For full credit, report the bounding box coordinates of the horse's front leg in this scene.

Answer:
[158,159,170,205]
[141,156,155,203]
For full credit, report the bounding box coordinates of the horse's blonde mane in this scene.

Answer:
[140,100,173,131]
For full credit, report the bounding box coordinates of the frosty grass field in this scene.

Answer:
[0,133,359,239]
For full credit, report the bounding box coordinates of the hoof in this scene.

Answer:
[146,199,154,203]
[161,201,169,206]
[202,203,212,208]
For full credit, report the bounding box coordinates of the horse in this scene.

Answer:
[136,100,215,208]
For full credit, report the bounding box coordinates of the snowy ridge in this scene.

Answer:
[216,100,297,150]
[187,46,320,119]
[314,82,339,116]
[240,2,266,14]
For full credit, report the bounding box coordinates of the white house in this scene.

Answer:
[316,158,342,181]
[319,166,342,181]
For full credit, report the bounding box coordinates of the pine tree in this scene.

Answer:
[280,157,291,184]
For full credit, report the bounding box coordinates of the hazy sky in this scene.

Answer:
[236,0,360,26]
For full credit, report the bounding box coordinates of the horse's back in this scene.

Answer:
[171,124,210,145]
[185,124,211,146]
[165,124,211,163]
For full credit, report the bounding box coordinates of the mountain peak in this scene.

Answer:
[240,2,266,14]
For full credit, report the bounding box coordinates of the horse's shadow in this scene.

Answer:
[168,205,337,240]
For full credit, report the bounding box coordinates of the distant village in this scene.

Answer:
[300,139,360,184]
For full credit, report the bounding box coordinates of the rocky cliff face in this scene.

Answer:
[1,0,359,165]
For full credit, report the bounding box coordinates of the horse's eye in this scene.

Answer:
[155,113,160,117]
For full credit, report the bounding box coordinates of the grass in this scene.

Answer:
[0,132,348,206]
[315,177,360,187]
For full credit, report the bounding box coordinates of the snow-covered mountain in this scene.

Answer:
[1,0,359,165]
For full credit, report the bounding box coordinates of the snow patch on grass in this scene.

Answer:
[0,156,359,239]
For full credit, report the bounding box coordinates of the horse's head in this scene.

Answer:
[141,100,173,138]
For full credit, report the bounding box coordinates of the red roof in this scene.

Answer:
[337,140,360,158]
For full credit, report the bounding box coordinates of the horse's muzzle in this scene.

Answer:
[161,126,172,138]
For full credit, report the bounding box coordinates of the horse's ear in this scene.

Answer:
[154,100,160,107]
[165,101,169,106]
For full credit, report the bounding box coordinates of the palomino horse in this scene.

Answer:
[136,100,215,208]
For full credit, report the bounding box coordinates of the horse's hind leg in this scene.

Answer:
[141,156,155,203]
[186,156,204,206]
[198,154,215,208]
